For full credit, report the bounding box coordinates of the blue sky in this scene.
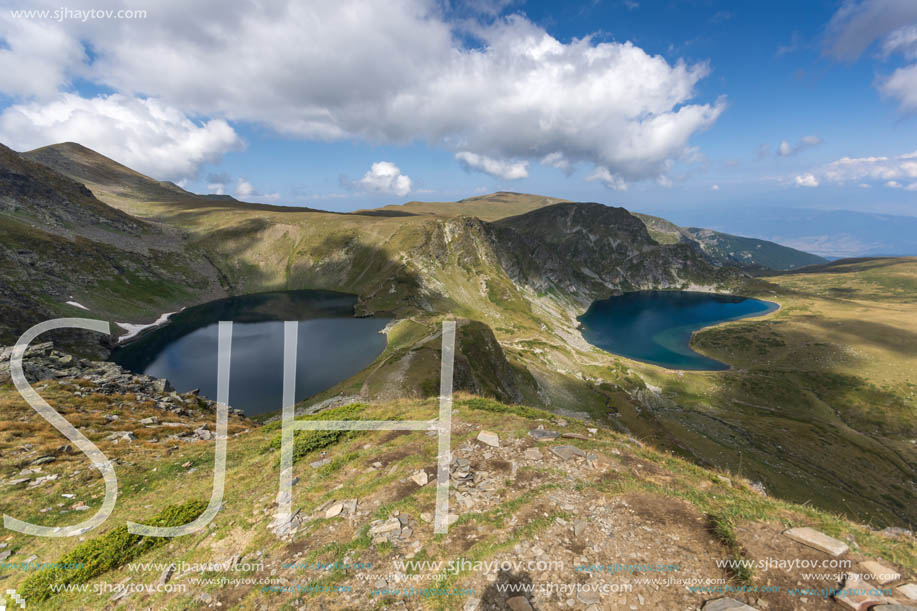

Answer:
[1,0,915,219]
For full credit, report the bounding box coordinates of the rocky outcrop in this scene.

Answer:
[0,341,244,419]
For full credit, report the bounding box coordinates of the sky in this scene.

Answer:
[0,0,916,219]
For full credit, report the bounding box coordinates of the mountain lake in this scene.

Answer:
[112,290,390,416]
[578,291,778,370]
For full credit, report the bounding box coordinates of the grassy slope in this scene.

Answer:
[1,390,914,610]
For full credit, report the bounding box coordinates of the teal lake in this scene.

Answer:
[578,291,778,370]
[112,291,390,416]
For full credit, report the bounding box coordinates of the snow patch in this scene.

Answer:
[116,311,177,343]
[65,301,89,311]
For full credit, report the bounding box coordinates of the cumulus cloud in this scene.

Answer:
[586,167,628,191]
[793,151,917,187]
[540,152,573,175]
[777,135,822,157]
[0,18,86,98]
[456,152,528,180]
[880,64,917,110]
[235,178,255,198]
[711,184,720,191]
[0,0,724,188]
[0,93,243,180]
[358,161,412,196]
[794,173,819,187]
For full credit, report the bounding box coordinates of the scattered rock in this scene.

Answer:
[506,595,534,611]
[463,597,481,611]
[562,432,590,440]
[834,572,891,609]
[576,588,600,605]
[325,503,344,519]
[310,458,331,469]
[550,445,586,461]
[899,583,917,600]
[529,429,559,441]
[783,527,849,557]
[702,598,759,611]
[860,560,901,584]
[411,471,429,486]
[30,455,56,466]
[523,447,542,460]
[476,430,500,447]
[573,520,587,537]
[369,517,402,537]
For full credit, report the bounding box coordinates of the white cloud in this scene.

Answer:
[0,0,724,186]
[586,167,628,191]
[793,151,917,187]
[456,151,528,180]
[880,64,917,111]
[358,161,412,196]
[883,179,917,190]
[794,173,819,187]
[777,135,822,157]
[882,25,917,59]
[540,152,572,175]
[0,18,86,98]
[0,93,243,180]
[711,184,720,191]
[207,183,225,195]
[235,178,255,198]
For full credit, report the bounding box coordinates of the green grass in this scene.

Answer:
[19,500,207,602]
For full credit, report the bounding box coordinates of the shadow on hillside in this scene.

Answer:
[192,223,442,318]
[801,317,917,358]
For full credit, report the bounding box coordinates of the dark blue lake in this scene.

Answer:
[112,291,390,416]
[578,291,778,370]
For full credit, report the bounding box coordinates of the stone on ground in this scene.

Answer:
[477,430,500,447]
[898,583,917,600]
[551,445,586,460]
[324,502,343,518]
[703,598,759,610]
[523,447,542,460]
[783,526,849,556]
[463,597,481,611]
[860,560,901,584]
[506,595,534,611]
[411,470,429,486]
[529,429,559,441]
[834,572,891,609]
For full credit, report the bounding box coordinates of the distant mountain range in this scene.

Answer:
[656,206,917,259]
